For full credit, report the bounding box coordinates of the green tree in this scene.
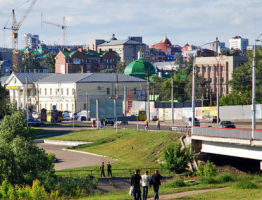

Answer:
[0,112,56,187]
[0,84,9,118]
[19,52,41,70]
[222,47,262,105]
[162,142,193,174]
[42,54,56,73]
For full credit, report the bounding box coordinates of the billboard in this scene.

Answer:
[90,98,123,119]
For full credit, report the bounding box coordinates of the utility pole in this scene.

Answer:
[147,70,150,122]
[252,38,258,142]
[191,58,196,134]
[86,91,88,119]
[124,86,127,116]
[114,72,118,130]
[96,99,99,129]
[216,61,220,126]
[171,68,174,124]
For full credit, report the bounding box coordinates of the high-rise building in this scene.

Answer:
[24,33,40,50]
[229,36,249,52]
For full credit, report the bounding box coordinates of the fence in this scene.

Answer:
[56,167,173,178]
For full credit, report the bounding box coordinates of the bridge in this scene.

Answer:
[190,127,262,163]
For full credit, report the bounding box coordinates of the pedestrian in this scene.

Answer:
[100,119,104,128]
[156,119,160,130]
[145,120,149,130]
[107,162,112,177]
[92,119,95,128]
[150,170,162,200]
[100,162,105,177]
[131,169,142,200]
[141,171,150,200]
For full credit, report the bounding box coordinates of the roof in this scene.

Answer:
[13,73,50,84]
[151,36,173,54]
[124,59,157,80]
[61,50,77,57]
[78,73,146,83]
[99,50,120,58]
[98,39,142,46]
[38,73,92,83]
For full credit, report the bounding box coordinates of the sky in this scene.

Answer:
[1,0,262,49]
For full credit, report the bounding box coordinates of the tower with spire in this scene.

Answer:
[137,48,144,59]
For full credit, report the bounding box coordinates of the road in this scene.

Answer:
[37,143,114,170]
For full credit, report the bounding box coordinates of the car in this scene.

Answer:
[26,118,44,127]
[120,118,128,125]
[32,112,40,119]
[185,117,200,127]
[105,118,115,126]
[219,121,236,128]
[78,116,87,121]
[63,112,71,121]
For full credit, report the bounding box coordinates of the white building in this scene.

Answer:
[229,36,249,52]
[24,33,41,50]
[3,73,146,113]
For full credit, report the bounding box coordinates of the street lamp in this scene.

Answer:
[251,33,262,142]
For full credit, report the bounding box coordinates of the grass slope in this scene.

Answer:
[48,129,180,170]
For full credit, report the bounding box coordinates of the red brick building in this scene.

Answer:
[55,48,120,74]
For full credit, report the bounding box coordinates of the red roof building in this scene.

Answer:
[151,36,173,55]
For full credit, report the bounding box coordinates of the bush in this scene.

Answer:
[162,142,193,174]
[216,173,236,183]
[165,179,186,188]
[196,161,218,177]
[197,176,218,184]
[55,176,97,198]
[234,181,258,189]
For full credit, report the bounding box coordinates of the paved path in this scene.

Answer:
[37,143,114,170]
[148,187,225,200]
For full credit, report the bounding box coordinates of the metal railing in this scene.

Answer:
[56,167,173,178]
[192,127,262,140]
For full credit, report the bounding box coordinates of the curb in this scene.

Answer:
[39,140,91,146]
[63,148,117,161]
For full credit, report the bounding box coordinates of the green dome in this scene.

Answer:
[124,59,157,80]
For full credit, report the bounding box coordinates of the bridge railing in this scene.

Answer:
[192,127,253,139]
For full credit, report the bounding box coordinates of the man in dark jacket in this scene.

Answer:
[131,169,142,200]
[107,162,112,177]
[100,162,105,177]
[151,170,162,200]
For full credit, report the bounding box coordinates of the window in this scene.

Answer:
[67,88,69,95]
[55,89,58,95]
[45,88,47,95]
[61,88,63,95]
[60,104,63,110]
[50,88,52,95]
[107,88,110,95]
[134,88,137,95]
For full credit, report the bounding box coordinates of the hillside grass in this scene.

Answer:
[47,128,180,171]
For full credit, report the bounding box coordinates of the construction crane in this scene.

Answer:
[41,14,67,46]
[4,0,37,72]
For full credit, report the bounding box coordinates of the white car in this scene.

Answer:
[63,112,71,121]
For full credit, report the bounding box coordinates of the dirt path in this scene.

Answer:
[148,187,225,200]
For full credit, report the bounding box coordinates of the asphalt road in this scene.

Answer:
[37,143,114,170]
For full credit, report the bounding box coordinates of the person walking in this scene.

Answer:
[100,162,105,177]
[145,120,149,130]
[156,119,160,130]
[141,171,150,200]
[131,169,142,200]
[151,170,162,200]
[107,162,112,177]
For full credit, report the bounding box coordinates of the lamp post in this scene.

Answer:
[192,57,196,134]
[251,33,262,142]
[171,67,174,124]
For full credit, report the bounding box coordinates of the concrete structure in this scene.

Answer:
[24,33,41,50]
[229,36,249,53]
[191,127,262,163]
[97,35,146,63]
[88,39,106,51]
[3,73,146,113]
[194,56,248,96]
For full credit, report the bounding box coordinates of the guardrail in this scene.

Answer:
[56,167,173,178]
[170,126,191,134]
[192,127,262,140]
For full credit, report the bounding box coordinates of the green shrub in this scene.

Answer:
[196,161,218,177]
[55,176,97,198]
[162,142,193,174]
[216,173,236,183]
[165,179,186,188]
[234,181,258,189]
